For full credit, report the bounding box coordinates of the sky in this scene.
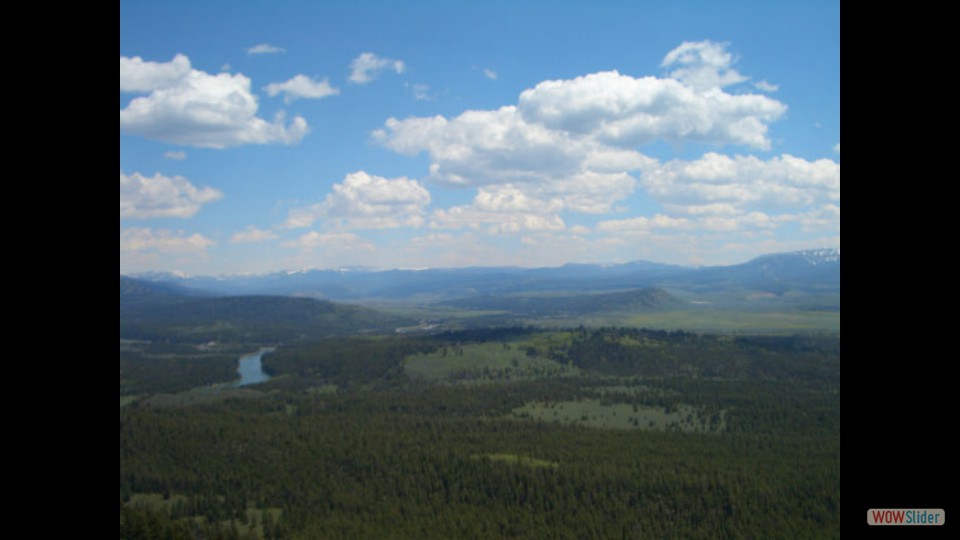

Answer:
[120,0,840,276]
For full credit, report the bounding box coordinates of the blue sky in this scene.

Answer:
[120,0,840,275]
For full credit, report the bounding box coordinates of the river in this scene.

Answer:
[234,347,276,387]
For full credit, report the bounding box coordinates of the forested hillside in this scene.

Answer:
[120,328,840,538]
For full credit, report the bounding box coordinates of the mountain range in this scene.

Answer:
[126,249,840,302]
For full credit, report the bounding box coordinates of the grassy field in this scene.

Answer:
[366,291,840,334]
[404,342,578,383]
[622,309,840,333]
[120,395,140,408]
[511,399,725,433]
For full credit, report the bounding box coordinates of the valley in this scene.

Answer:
[119,250,840,538]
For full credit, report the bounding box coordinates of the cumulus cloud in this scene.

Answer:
[349,53,406,84]
[120,54,192,92]
[265,75,339,103]
[377,107,584,182]
[120,171,223,219]
[285,171,431,230]
[247,44,286,55]
[597,214,693,233]
[517,71,785,149]
[695,212,792,233]
[230,227,278,244]
[372,41,834,257]
[120,227,214,254]
[283,232,374,251]
[376,44,786,220]
[754,80,779,92]
[796,204,841,232]
[640,153,840,211]
[661,40,748,91]
[376,106,651,206]
[473,184,564,214]
[120,54,309,148]
[374,46,785,233]
[410,233,457,246]
[665,202,739,215]
[592,152,840,247]
[432,205,566,235]
[430,185,567,234]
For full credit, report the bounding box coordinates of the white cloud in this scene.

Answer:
[409,83,434,101]
[483,68,498,81]
[666,203,739,215]
[380,108,573,178]
[591,152,840,255]
[265,75,339,103]
[517,70,785,150]
[349,52,406,84]
[120,54,309,148]
[247,44,286,55]
[597,214,693,233]
[410,233,457,246]
[430,185,567,234]
[284,207,318,230]
[230,227,278,244]
[376,106,649,208]
[285,171,431,230]
[641,153,840,211]
[432,205,566,234]
[754,80,779,92]
[834,143,840,154]
[547,172,640,214]
[473,184,564,214]
[372,41,831,257]
[796,204,841,232]
[163,150,187,160]
[695,212,792,233]
[120,227,214,253]
[120,171,223,219]
[283,232,374,251]
[377,64,784,203]
[661,40,748,91]
[120,54,192,92]
[374,46,784,234]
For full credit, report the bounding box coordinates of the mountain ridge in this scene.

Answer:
[123,249,839,302]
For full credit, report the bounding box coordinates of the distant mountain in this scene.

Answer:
[663,249,840,294]
[440,288,680,315]
[132,260,691,301]
[120,275,208,304]
[129,249,839,302]
[119,276,414,343]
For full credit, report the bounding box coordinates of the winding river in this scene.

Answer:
[234,347,276,387]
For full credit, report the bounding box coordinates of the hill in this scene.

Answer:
[119,276,414,343]
[661,249,840,295]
